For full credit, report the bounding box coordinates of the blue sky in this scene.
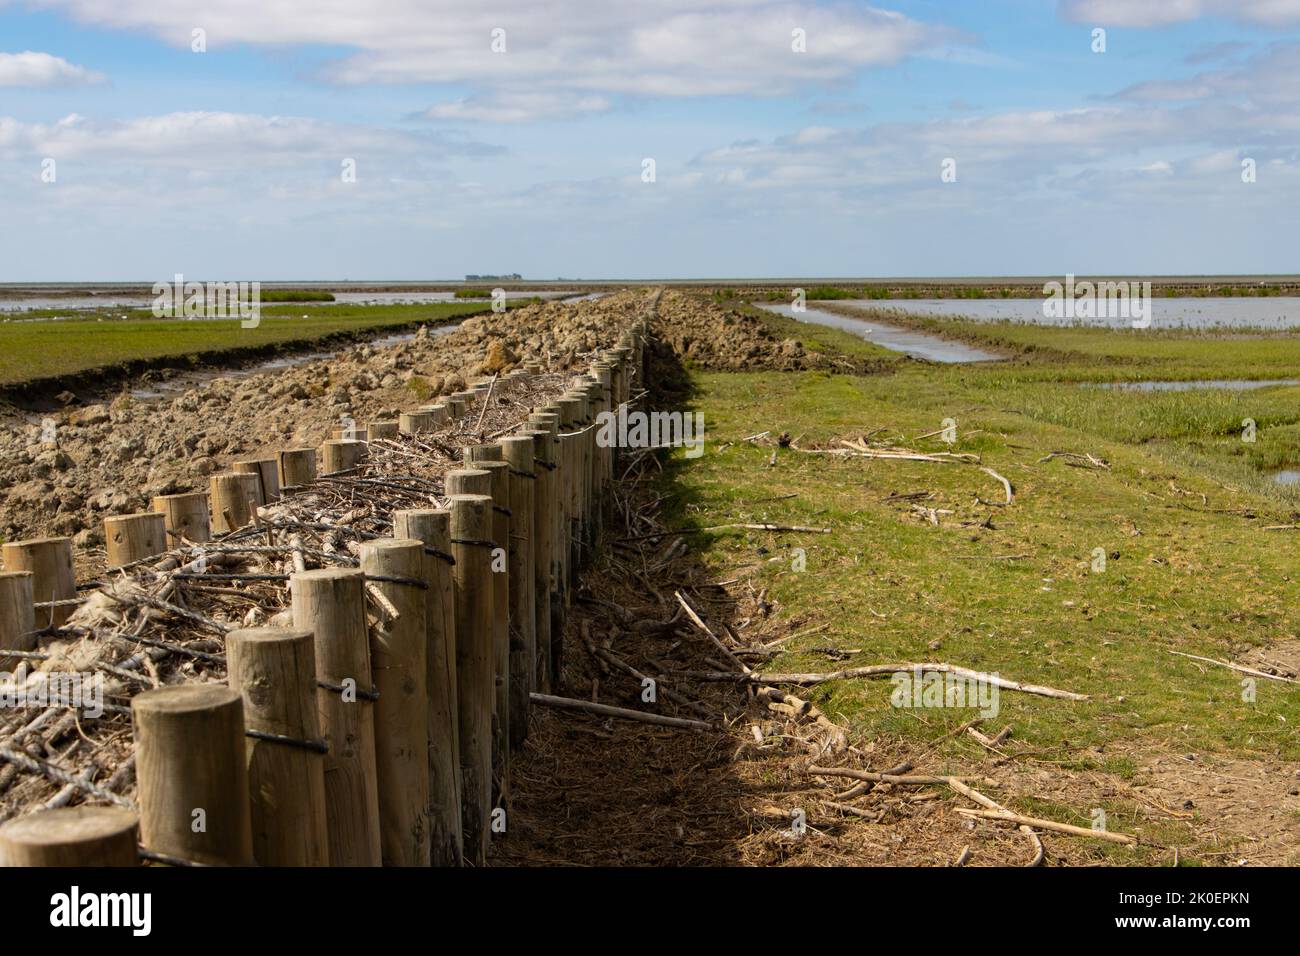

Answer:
[2,0,1299,280]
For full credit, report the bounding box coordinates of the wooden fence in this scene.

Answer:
[0,316,649,867]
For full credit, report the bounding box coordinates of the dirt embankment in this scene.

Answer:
[652,291,884,373]
[0,290,844,553]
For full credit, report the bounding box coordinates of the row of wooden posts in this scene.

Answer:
[0,320,647,866]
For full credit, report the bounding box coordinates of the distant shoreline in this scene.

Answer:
[3,275,1300,301]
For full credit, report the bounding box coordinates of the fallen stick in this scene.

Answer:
[980,467,1015,505]
[529,693,714,732]
[805,448,967,464]
[675,591,751,675]
[1167,650,1298,685]
[954,807,1135,845]
[945,777,1044,867]
[823,800,882,820]
[619,523,831,543]
[696,663,1089,701]
[473,373,498,433]
[808,766,997,787]
[967,725,1013,751]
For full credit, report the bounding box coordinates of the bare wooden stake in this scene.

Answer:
[234,458,281,502]
[226,626,330,866]
[394,508,463,866]
[104,512,167,568]
[501,435,536,748]
[0,571,35,670]
[152,492,212,544]
[291,568,382,866]
[360,537,431,867]
[450,494,495,866]
[209,473,262,534]
[2,537,76,627]
[132,684,255,866]
[0,806,140,867]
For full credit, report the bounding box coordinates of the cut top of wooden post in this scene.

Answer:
[1,537,76,626]
[104,512,168,568]
[0,806,140,867]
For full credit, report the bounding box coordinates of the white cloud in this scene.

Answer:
[9,1,956,117]
[0,110,485,163]
[1109,44,1300,116]
[422,92,612,123]
[1059,0,1300,27]
[0,51,106,87]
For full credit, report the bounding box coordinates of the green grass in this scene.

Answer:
[260,289,336,303]
[0,302,491,386]
[648,317,1300,861]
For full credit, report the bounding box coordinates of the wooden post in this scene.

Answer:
[444,396,467,419]
[2,538,75,627]
[394,508,462,867]
[583,378,603,542]
[359,538,430,867]
[400,410,437,435]
[501,435,535,748]
[446,467,492,498]
[475,459,511,803]
[450,494,495,865]
[152,492,211,545]
[0,807,139,866]
[234,458,280,502]
[226,626,330,866]
[424,404,450,427]
[332,424,368,442]
[209,472,262,535]
[104,512,168,568]
[368,420,399,440]
[554,397,578,603]
[278,448,317,490]
[392,509,465,868]
[320,439,364,475]
[594,365,615,485]
[0,571,35,671]
[522,426,553,695]
[131,684,254,866]
[290,568,382,866]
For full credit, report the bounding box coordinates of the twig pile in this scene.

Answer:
[0,369,591,821]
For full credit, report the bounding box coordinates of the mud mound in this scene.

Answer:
[650,290,877,373]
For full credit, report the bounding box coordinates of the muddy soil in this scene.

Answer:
[0,290,844,563]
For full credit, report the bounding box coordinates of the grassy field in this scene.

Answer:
[0,301,495,386]
[651,311,1300,863]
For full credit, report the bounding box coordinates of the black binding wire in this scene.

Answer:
[138,847,207,867]
[508,469,536,479]
[451,537,497,549]
[316,679,381,702]
[245,728,329,754]
[364,573,428,590]
[424,546,456,565]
